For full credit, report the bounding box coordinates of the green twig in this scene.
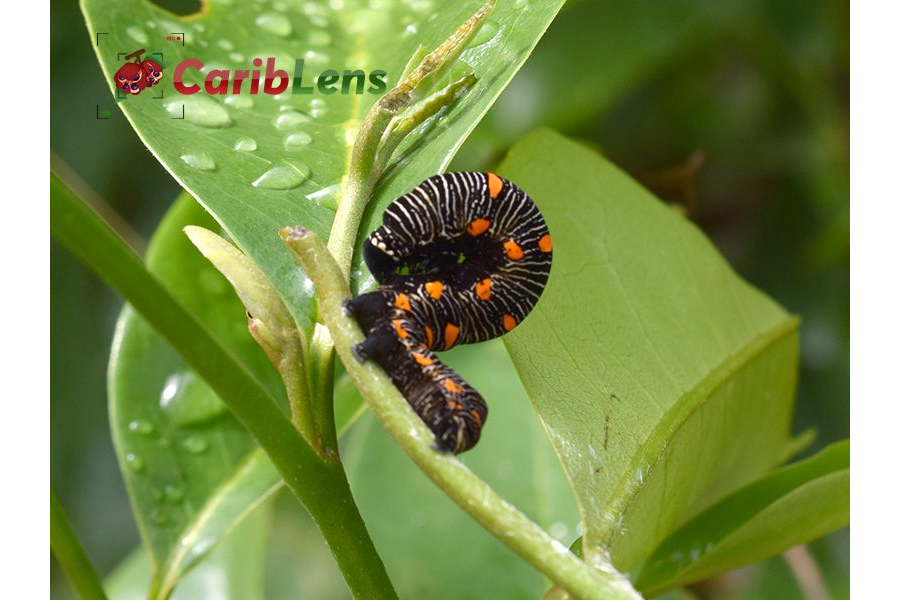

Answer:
[50,174,397,600]
[281,227,643,600]
[326,0,496,278]
[51,489,109,600]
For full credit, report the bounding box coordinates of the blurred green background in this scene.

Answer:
[51,0,848,597]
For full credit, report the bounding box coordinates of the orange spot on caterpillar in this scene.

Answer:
[392,319,408,339]
[448,400,462,410]
[425,280,444,300]
[471,410,482,426]
[394,293,411,311]
[475,278,492,301]
[424,325,434,347]
[412,352,434,366]
[443,323,460,349]
[466,218,491,236]
[503,314,517,331]
[504,240,524,260]
[539,234,553,253]
[443,379,463,393]
[487,172,503,198]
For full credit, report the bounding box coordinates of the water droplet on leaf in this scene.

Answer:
[255,12,292,37]
[252,163,311,190]
[180,153,216,171]
[126,27,148,45]
[224,95,253,109]
[273,110,312,129]
[470,19,499,47]
[126,453,145,472]
[128,420,155,435]
[182,435,209,454]
[159,372,227,426]
[284,132,312,147]
[165,96,231,128]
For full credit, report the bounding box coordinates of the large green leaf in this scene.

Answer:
[108,193,285,598]
[635,440,849,595]
[82,0,565,328]
[105,505,271,600]
[343,339,580,599]
[496,129,800,574]
[108,193,365,598]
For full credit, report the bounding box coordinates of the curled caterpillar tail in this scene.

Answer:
[348,294,487,453]
[348,172,551,453]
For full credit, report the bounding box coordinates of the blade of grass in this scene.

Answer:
[49,173,397,600]
[50,489,109,600]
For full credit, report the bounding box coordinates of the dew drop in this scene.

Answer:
[182,435,209,454]
[303,50,329,68]
[145,20,157,29]
[273,110,312,129]
[217,39,234,51]
[252,163,311,190]
[404,23,419,37]
[194,22,206,32]
[549,521,569,540]
[126,26,148,45]
[128,420,155,435]
[308,98,327,118]
[228,52,245,62]
[159,372,228,426]
[165,96,231,128]
[256,12,293,37]
[470,19,499,47]
[308,30,332,47]
[224,95,253,109]
[407,0,432,13]
[234,136,258,151]
[284,131,312,147]
[513,0,529,8]
[164,484,185,503]
[180,153,216,171]
[150,508,167,525]
[126,453,145,472]
[306,183,341,209]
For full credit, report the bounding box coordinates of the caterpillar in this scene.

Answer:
[345,172,552,454]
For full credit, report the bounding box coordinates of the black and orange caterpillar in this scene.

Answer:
[345,172,552,453]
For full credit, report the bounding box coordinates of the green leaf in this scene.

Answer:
[105,504,271,600]
[496,129,800,574]
[343,339,580,599]
[635,440,849,595]
[108,192,368,598]
[108,193,285,598]
[82,0,565,327]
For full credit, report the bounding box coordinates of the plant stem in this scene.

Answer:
[281,227,643,600]
[50,174,397,600]
[325,0,496,278]
[51,489,109,600]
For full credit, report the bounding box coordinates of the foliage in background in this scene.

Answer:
[51,0,849,598]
